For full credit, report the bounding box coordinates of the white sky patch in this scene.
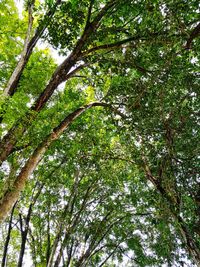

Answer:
[14,0,65,64]
[160,4,168,17]
[190,57,198,64]
[14,0,23,18]
[37,40,66,64]
[100,3,105,8]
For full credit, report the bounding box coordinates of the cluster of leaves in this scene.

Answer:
[0,0,25,88]
[0,0,199,266]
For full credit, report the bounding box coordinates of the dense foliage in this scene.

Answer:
[0,0,199,266]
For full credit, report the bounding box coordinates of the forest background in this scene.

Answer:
[0,0,199,266]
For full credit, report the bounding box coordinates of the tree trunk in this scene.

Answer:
[3,0,62,97]
[17,184,43,267]
[1,202,17,267]
[17,230,27,267]
[53,233,69,267]
[46,210,51,266]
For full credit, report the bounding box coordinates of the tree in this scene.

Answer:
[0,0,200,266]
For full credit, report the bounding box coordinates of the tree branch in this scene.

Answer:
[3,0,62,97]
[185,22,200,49]
[1,201,17,267]
[81,36,140,57]
[84,0,95,30]
[0,102,124,221]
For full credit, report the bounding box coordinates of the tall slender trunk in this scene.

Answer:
[47,171,87,267]
[65,241,74,267]
[156,187,200,266]
[17,230,27,267]
[46,209,51,266]
[17,185,43,267]
[3,0,62,98]
[1,202,17,267]
[53,232,70,267]
[47,230,61,267]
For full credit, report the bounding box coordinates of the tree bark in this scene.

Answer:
[65,241,74,267]
[47,172,82,267]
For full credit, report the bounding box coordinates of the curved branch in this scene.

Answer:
[81,36,140,57]
[0,102,124,222]
[0,64,87,165]
[84,0,95,30]
[185,22,200,49]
